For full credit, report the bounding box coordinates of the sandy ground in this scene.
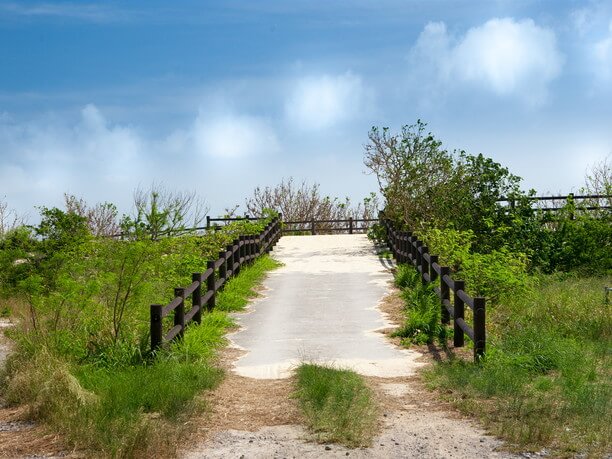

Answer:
[228,235,424,379]
[181,235,519,459]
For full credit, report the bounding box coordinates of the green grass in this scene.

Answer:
[293,363,377,447]
[423,274,612,457]
[2,254,281,457]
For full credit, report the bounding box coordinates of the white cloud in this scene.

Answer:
[285,72,365,130]
[0,2,115,22]
[592,21,612,81]
[191,112,279,158]
[410,18,564,104]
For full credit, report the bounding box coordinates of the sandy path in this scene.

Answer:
[228,234,424,379]
[182,235,518,458]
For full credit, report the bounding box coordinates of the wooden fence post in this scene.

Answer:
[415,240,423,271]
[474,297,486,360]
[429,255,439,284]
[440,266,450,325]
[233,239,240,275]
[219,250,227,283]
[206,215,211,229]
[410,235,417,264]
[311,218,316,235]
[192,273,203,324]
[349,217,354,234]
[174,288,185,339]
[150,304,163,351]
[206,260,215,312]
[421,246,429,285]
[453,280,465,347]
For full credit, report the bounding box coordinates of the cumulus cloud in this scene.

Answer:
[191,112,279,158]
[285,72,365,130]
[409,18,564,104]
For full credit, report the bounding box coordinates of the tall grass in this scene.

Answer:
[293,363,377,447]
[1,255,280,457]
[424,274,612,456]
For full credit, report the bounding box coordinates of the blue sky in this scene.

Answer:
[1,0,611,219]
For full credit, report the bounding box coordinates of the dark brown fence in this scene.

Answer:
[381,216,486,361]
[282,218,377,235]
[205,215,378,235]
[498,193,612,213]
[150,216,282,352]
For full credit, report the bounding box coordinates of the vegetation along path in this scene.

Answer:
[183,235,517,458]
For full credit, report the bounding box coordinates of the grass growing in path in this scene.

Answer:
[2,255,281,457]
[293,363,377,447]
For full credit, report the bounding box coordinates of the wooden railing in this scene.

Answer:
[497,193,612,212]
[282,218,377,235]
[205,215,377,235]
[381,216,486,361]
[149,216,282,352]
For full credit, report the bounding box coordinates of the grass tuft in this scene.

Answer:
[293,363,377,447]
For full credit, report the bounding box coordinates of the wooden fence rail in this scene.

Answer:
[205,215,378,235]
[381,215,486,361]
[150,216,282,352]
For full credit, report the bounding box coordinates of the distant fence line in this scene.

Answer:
[497,193,611,213]
[150,217,281,352]
[206,215,378,235]
[380,214,486,361]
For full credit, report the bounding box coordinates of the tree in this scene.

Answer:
[245,177,379,231]
[0,199,25,237]
[64,194,121,237]
[582,155,611,209]
[364,120,532,252]
[123,184,209,240]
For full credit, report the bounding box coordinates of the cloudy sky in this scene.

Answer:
[1,0,611,220]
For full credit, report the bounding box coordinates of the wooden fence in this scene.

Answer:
[282,218,377,235]
[381,216,486,361]
[150,216,282,352]
[498,193,612,213]
[206,215,378,235]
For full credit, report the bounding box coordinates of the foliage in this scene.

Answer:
[364,121,531,252]
[245,177,379,232]
[0,199,25,236]
[294,363,377,447]
[64,193,121,237]
[392,282,446,345]
[419,226,533,304]
[121,184,209,240]
[425,274,612,456]
[1,240,279,456]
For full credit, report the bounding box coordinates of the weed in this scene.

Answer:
[294,363,377,447]
[426,275,612,456]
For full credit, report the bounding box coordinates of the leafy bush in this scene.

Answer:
[419,226,533,305]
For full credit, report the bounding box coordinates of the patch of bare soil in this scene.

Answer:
[180,287,519,459]
[184,347,303,440]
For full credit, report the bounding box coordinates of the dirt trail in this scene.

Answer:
[181,235,518,458]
